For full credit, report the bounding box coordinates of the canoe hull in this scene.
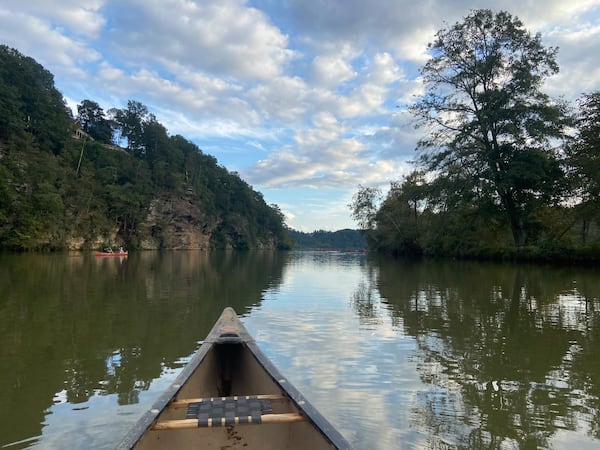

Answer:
[117,308,350,450]
[95,252,128,257]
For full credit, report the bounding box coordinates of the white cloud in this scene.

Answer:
[96,62,124,83]
[243,110,407,191]
[248,76,310,122]
[310,43,359,88]
[312,54,356,87]
[321,53,404,119]
[0,0,105,38]
[543,21,600,98]
[0,9,100,77]
[104,0,294,81]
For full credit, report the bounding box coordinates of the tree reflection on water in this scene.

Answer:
[0,251,287,448]
[355,258,600,449]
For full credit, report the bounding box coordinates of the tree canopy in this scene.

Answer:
[0,45,71,154]
[569,92,600,208]
[77,100,113,143]
[411,9,568,248]
[352,10,600,261]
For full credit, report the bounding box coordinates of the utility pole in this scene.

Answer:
[76,136,86,177]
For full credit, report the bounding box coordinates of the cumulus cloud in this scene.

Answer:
[248,76,311,122]
[242,110,406,191]
[0,0,105,38]
[104,0,294,81]
[311,43,359,88]
[543,21,600,99]
[0,9,100,78]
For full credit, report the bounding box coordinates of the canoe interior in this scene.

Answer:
[133,341,338,450]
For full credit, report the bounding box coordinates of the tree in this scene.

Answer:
[77,99,113,143]
[0,49,24,139]
[0,46,291,251]
[349,185,382,231]
[400,170,428,226]
[570,92,600,197]
[350,174,429,256]
[372,181,424,256]
[568,91,600,244]
[0,45,70,153]
[411,9,568,248]
[109,100,149,156]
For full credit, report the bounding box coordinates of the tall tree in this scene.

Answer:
[77,99,113,143]
[349,185,382,231]
[109,100,149,156]
[411,9,568,248]
[568,91,600,244]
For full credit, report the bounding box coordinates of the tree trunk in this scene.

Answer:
[509,214,526,249]
[501,191,526,248]
[581,219,589,246]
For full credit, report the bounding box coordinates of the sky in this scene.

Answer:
[1,1,600,231]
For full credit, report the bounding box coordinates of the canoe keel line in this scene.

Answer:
[117,307,351,449]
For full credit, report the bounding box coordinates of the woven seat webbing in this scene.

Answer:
[186,396,273,427]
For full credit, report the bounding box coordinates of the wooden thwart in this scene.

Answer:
[152,413,306,430]
[169,394,285,409]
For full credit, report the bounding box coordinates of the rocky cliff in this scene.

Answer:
[138,191,213,250]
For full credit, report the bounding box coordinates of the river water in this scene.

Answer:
[1,251,599,449]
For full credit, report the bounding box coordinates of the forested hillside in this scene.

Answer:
[0,45,292,251]
[289,229,365,250]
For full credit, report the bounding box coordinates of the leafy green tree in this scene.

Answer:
[77,100,113,143]
[349,185,382,231]
[568,91,600,244]
[110,101,149,156]
[0,45,70,153]
[144,119,186,188]
[0,164,14,225]
[374,187,420,255]
[411,9,568,248]
[363,176,429,256]
[0,52,23,139]
[399,170,427,226]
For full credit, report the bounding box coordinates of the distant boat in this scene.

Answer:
[94,251,128,257]
[117,307,350,449]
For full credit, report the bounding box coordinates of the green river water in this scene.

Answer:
[1,251,599,449]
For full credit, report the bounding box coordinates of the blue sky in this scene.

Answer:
[1,1,599,231]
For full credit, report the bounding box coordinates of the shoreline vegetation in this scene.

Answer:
[350,10,600,265]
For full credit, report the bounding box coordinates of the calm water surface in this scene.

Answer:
[1,251,600,449]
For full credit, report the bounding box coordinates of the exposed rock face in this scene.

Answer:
[138,192,213,250]
[65,233,117,251]
[29,185,283,251]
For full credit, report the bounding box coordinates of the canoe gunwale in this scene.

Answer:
[116,307,351,449]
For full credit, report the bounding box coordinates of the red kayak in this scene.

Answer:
[95,251,128,257]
